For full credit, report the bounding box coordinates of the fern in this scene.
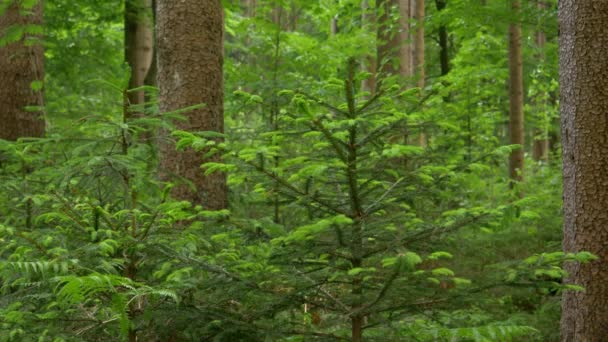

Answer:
[54,274,135,305]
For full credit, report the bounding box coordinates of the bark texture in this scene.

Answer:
[360,0,377,95]
[157,0,227,210]
[125,0,154,109]
[532,0,548,162]
[559,1,608,340]
[243,0,256,18]
[377,0,412,78]
[414,0,425,146]
[508,0,524,183]
[435,0,449,76]
[414,0,424,87]
[0,1,44,140]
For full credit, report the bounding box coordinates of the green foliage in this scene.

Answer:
[0,0,584,341]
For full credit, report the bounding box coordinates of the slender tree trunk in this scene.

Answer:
[330,15,339,35]
[559,1,608,341]
[360,0,377,95]
[414,0,424,86]
[125,0,154,110]
[0,1,45,140]
[143,0,157,90]
[289,0,298,31]
[532,0,548,162]
[414,0,425,146]
[435,0,449,76]
[243,0,256,17]
[399,0,413,78]
[508,0,524,184]
[157,0,227,210]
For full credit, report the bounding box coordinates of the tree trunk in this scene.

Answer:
[559,1,608,341]
[377,0,412,79]
[125,0,154,110]
[0,1,45,140]
[243,0,256,18]
[435,0,449,76]
[414,0,424,87]
[399,0,413,78]
[360,0,377,95]
[330,15,338,35]
[414,0,425,146]
[508,0,524,184]
[143,0,157,90]
[532,0,548,162]
[157,0,227,210]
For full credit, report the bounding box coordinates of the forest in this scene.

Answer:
[0,0,607,341]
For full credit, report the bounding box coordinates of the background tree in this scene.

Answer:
[508,0,524,185]
[531,0,549,162]
[0,0,44,140]
[125,0,153,109]
[559,1,608,340]
[157,0,227,210]
[377,0,412,79]
[434,0,449,76]
[361,0,377,94]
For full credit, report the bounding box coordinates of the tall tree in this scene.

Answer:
[360,0,377,94]
[0,0,44,140]
[532,0,548,162]
[142,0,157,90]
[559,1,608,340]
[125,0,153,109]
[435,0,449,76]
[508,0,524,184]
[414,0,424,86]
[377,0,412,79]
[414,0,425,145]
[156,0,227,210]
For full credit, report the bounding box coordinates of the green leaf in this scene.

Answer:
[431,268,455,277]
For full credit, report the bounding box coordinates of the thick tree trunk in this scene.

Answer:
[157,0,227,210]
[377,0,412,79]
[559,1,608,341]
[0,1,45,140]
[508,0,524,184]
[125,0,154,110]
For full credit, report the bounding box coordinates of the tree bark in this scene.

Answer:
[243,0,256,18]
[143,0,157,90]
[414,0,424,87]
[125,0,153,110]
[360,0,377,95]
[330,15,338,35]
[377,0,412,79]
[0,1,45,140]
[157,0,227,210]
[414,0,425,146]
[435,0,449,76]
[508,0,524,184]
[532,0,548,162]
[559,1,608,341]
